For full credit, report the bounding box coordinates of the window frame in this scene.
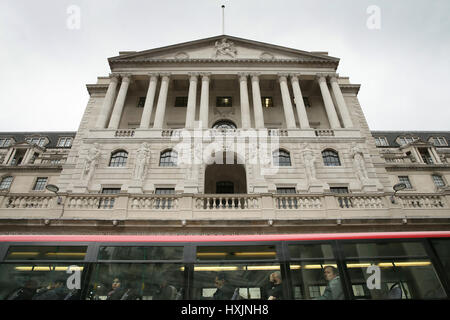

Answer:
[159,149,178,167]
[57,137,73,148]
[109,150,128,167]
[322,149,341,167]
[273,149,292,167]
[398,176,413,189]
[0,176,13,190]
[432,174,446,188]
[216,96,233,108]
[32,177,48,191]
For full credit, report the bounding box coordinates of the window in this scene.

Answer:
[109,150,128,167]
[155,188,175,195]
[261,97,273,108]
[273,150,291,166]
[276,187,296,194]
[216,96,232,107]
[397,136,417,146]
[159,150,178,167]
[11,149,26,166]
[330,187,349,194]
[57,137,73,147]
[322,150,341,166]
[155,188,175,209]
[374,136,389,147]
[0,176,13,190]
[212,120,237,130]
[26,137,46,147]
[398,176,412,189]
[137,97,146,108]
[0,138,11,148]
[33,177,48,191]
[174,97,188,107]
[216,181,234,194]
[99,188,120,209]
[430,137,448,147]
[418,148,434,164]
[432,174,445,188]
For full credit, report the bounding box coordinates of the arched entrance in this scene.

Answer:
[204,152,247,194]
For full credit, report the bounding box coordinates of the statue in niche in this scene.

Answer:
[133,143,150,181]
[81,143,101,183]
[350,142,370,184]
[214,38,237,58]
[301,144,318,182]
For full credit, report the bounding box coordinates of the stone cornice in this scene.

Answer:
[110,58,339,66]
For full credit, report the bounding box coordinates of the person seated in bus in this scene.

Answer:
[212,272,234,300]
[315,266,344,300]
[106,277,126,300]
[153,278,177,300]
[6,279,38,300]
[32,278,68,300]
[267,271,283,300]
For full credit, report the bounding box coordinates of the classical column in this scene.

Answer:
[185,73,198,129]
[329,74,353,128]
[290,74,310,129]
[139,73,159,129]
[250,73,265,129]
[153,73,171,129]
[199,73,211,129]
[278,74,297,129]
[108,74,131,129]
[316,74,341,129]
[96,74,119,129]
[238,73,251,129]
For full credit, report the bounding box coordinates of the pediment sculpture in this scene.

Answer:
[214,38,237,59]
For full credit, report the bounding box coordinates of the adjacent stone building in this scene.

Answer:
[0,35,449,234]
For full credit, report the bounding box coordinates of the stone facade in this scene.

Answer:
[0,35,449,234]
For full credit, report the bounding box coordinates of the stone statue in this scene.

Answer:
[350,143,369,184]
[214,38,237,58]
[133,143,150,181]
[301,144,317,182]
[81,143,101,183]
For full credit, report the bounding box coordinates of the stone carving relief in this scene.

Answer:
[174,52,189,60]
[260,52,274,60]
[80,143,101,184]
[301,144,318,183]
[132,143,151,181]
[214,38,237,58]
[350,142,370,184]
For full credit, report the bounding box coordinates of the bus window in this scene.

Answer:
[86,263,185,300]
[431,239,450,281]
[0,263,85,300]
[196,246,277,261]
[5,246,87,261]
[192,263,282,300]
[98,246,183,260]
[343,241,447,299]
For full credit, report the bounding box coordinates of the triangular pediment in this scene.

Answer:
[109,35,339,65]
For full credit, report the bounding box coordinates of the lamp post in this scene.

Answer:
[390,183,407,204]
[46,184,64,218]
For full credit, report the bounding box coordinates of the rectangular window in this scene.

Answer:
[196,245,277,261]
[98,246,184,260]
[432,175,445,188]
[155,188,175,195]
[174,97,188,107]
[330,187,349,194]
[216,96,232,107]
[418,148,433,164]
[276,187,296,194]
[6,246,87,261]
[99,188,120,209]
[0,176,13,190]
[155,188,175,209]
[57,137,73,147]
[398,176,412,189]
[33,177,48,191]
[137,97,146,108]
[0,138,11,148]
[261,97,273,108]
[375,137,389,147]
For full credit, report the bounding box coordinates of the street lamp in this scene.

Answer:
[390,183,407,204]
[46,184,62,205]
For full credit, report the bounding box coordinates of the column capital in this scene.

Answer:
[238,72,249,81]
[200,72,211,81]
[159,72,171,79]
[250,72,261,81]
[277,73,289,82]
[109,73,120,82]
[188,72,199,79]
[315,73,328,83]
[328,73,340,83]
[289,73,301,83]
[148,72,159,79]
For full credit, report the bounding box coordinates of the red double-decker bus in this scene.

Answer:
[1,231,449,300]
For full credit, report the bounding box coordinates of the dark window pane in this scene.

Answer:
[289,244,335,259]
[197,246,277,261]
[159,150,177,167]
[431,239,450,281]
[174,97,188,107]
[98,246,184,260]
[109,151,128,167]
[216,97,232,107]
[342,241,427,258]
[33,178,48,191]
[322,150,341,166]
[6,246,87,261]
[212,120,237,129]
[330,187,349,194]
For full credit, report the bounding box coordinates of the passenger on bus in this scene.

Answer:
[154,278,177,300]
[32,278,68,300]
[6,280,38,300]
[106,277,126,300]
[212,272,234,300]
[268,271,283,300]
[316,266,344,300]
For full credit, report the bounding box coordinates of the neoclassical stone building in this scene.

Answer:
[0,35,449,234]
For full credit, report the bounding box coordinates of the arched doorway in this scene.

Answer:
[204,152,247,194]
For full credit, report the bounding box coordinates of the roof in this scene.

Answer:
[371,131,450,147]
[0,132,76,149]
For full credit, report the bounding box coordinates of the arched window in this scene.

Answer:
[273,149,291,166]
[159,149,178,167]
[212,120,237,130]
[432,174,446,188]
[109,150,128,167]
[322,149,341,166]
[0,176,13,190]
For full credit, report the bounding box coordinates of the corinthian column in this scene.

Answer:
[108,74,131,129]
[251,73,265,129]
[290,74,310,129]
[199,73,211,129]
[185,73,198,129]
[238,73,251,129]
[329,75,353,128]
[139,73,159,129]
[96,74,119,129]
[316,74,341,129]
[153,73,171,129]
[278,74,297,129]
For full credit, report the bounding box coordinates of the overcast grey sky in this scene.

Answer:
[0,0,449,132]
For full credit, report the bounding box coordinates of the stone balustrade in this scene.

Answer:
[1,195,54,209]
[194,194,260,210]
[130,195,179,210]
[66,195,117,210]
[315,129,335,137]
[336,195,385,209]
[274,195,322,209]
[115,129,135,137]
[399,195,447,209]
